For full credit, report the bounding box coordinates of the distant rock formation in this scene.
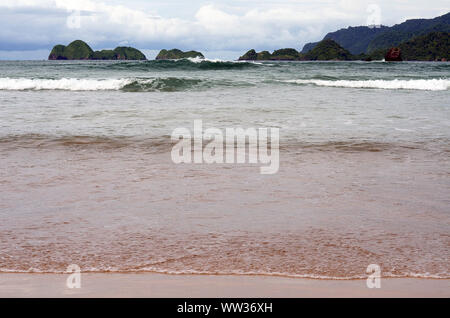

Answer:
[302,39,354,61]
[384,48,403,61]
[48,45,68,60]
[256,51,272,60]
[271,48,302,60]
[48,40,147,60]
[155,49,204,60]
[49,40,93,60]
[239,49,258,60]
[111,47,147,60]
[301,42,321,54]
[238,48,301,61]
[239,40,354,61]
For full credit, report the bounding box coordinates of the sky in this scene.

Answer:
[0,0,448,60]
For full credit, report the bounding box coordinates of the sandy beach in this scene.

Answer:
[0,274,448,298]
[1,49,449,300]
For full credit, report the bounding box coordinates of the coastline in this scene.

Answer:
[0,273,449,298]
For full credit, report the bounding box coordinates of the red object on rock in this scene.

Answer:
[385,48,402,61]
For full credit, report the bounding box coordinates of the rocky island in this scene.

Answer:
[300,12,449,61]
[48,40,147,60]
[239,31,448,62]
[239,39,355,61]
[239,12,448,62]
[302,39,354,60]
[155,49,204,60]
[239,48,300,61]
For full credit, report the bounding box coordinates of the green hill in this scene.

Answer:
[270,48,301,60]
[239,41,354,61]
[365,32,449,61]
[49,40,94,60]
[399,32,449,61]
[324,26,389,54]
[302,39,354,61]
[92,50,116,60]
[113,47,147,60]
[302,12,450,55]
[155,49,204,60]
[48,40,147,60]
[257,51,272,60]
[238,48,300,61]
[48,45,67,60]
[302,26,388,55]
[367,13,450,52]
[239,49,258,60]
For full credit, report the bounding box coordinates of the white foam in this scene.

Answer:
[185,57,263,64]
[1,267,448,280]
[185,57,234,63]
[285,79,450,91]
[185,57,207,63]
[0,77,133,91]
[186,57,236,63]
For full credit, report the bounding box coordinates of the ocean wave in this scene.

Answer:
[0,134,174,153]
[0,267,448,280]
[103,58,261,71]
[3,77,447,92]
[0,77,130,91]
[284,78,450,91]
[0,77,249,92]
[186,57,263,65]
[122,78,204,92]
[1,134,447,154]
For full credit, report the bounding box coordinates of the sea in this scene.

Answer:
[0,59,449,279]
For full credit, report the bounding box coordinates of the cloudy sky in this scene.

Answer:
[0,0,448,59]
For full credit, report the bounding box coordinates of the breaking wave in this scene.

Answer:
[0,77,251,92]
[2,76,448,92]
[283,78,450,91]
[0,77,128,91]
[103,58,261,71]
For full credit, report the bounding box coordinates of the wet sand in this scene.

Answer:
[0,274,449,298]
[1,148,449,278]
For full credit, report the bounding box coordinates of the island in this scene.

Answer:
[302,39,354,60]
[48,40,147,60]
[155,49,205,60]
[239,30,449,62]
[239,39,355,61]
[239,48,299,61]
[239,12,448,62]
[300,12,449,61]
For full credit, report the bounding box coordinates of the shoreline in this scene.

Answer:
[0,273,449,298]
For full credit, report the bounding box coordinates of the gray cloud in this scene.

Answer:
[0,0,448,59]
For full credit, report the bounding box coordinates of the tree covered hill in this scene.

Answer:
[49,40,147,60]
[302,39,354,60]
[302,12,450,55]
[366,32,449,61]
[239,40,355,61]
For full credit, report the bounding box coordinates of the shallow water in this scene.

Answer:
[0,60,449,278]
